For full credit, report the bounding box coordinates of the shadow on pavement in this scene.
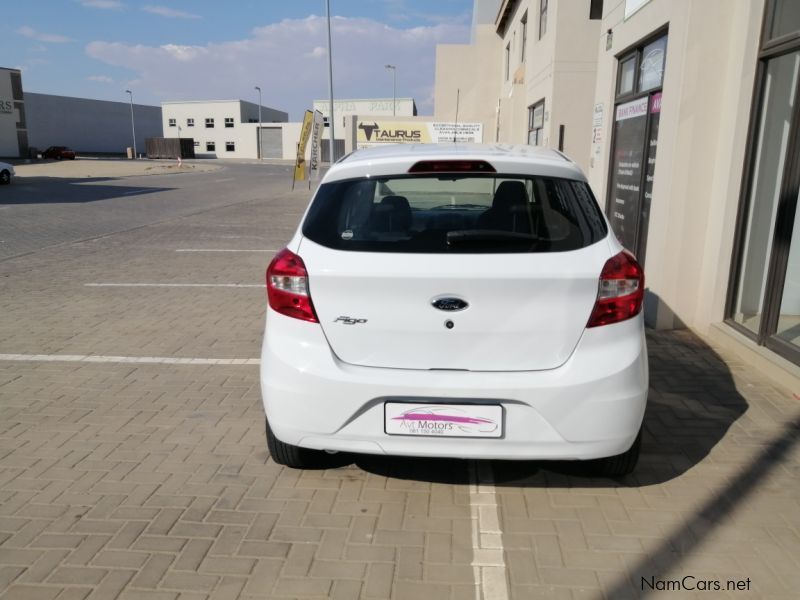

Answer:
[349,329,749,487]
[0,177,174,204]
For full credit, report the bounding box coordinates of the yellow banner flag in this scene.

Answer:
[294,110,314,182]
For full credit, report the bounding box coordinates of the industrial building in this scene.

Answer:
[26,93,161,155]
[1,66,162,157]
[161,100,289,159]
[0,68,28,157]
[435,0,800,384]
[313,98,417,161]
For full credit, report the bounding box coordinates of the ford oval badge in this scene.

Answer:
[432,297,468,312]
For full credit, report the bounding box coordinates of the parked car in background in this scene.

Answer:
[0,161,15,185]
[260,143,649,476]
[42,146,76,160]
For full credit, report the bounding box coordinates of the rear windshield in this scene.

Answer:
[302,175,607,253]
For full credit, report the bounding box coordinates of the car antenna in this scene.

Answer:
[453,88,460,143]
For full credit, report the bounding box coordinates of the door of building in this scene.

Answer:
[607,32,667,267]
[259,127,282,159]
[727,0,800,366]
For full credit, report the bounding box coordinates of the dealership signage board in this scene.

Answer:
[356,121,482,148]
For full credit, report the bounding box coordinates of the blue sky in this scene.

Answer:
[2,1,474,120]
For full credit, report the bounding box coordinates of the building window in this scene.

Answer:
[521,12,527,62]
[527,100,544,145]
[205,118,214,128]
[193,141,199,147]
[505,42,511,80]
[168,118,176,127]
[206,141,215,151]
[590,0,604,19]
[187,118,194,127]
[727,0,800,365]
[225,117,234,128]
[225,141,235,152]
[539,0,547,39]
[606,31,667,268]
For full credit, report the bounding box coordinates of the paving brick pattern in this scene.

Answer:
[1,164,799,599]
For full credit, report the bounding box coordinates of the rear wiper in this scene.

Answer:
[431,204,487,210]
[446,230,541,244]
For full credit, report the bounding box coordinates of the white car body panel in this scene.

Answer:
[260,143,648,461]
[0,161,15,184]
[300,237,610,371]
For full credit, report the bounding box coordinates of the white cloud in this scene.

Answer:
[85,15,469,119]
[17,26,73,43]
[143,5,201,19]
[80,0,124,8]
[88,75,114,83]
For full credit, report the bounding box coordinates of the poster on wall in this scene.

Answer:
[356,121,483,148]
[637,92,661,266]
[608,97,648,252]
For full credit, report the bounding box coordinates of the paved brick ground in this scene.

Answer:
[1,164,799,599]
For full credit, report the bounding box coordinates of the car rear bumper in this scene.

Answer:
[260,308,648,461]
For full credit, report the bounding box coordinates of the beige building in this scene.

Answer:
[435,0,601,171]
[435,0,800,384]
[0,67,27,157]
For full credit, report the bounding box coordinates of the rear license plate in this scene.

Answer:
[384,402,503,438]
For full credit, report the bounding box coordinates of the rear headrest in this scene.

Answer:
[492,181,528,211]
[371,195,412,232]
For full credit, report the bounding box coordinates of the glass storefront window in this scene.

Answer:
[769,0,800,41]
[639,36,667,92]
[732,52,800,335]
[618,57,636,95]
[776,190,800,349]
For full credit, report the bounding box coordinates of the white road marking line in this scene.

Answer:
[175,249,279,253]
[85,283,264,288]
[469,462,509,600]
[0,353,260,366]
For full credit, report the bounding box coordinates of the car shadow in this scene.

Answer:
[0,176,175,204]
[342,328,749,488]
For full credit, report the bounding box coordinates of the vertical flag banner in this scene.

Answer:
[293,110,314,182]
[309,110,325,180]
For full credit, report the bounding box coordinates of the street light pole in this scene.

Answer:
[254,86,262,160]
[385,64,396,116]
[325,0,336,162]
[125,89,137,159]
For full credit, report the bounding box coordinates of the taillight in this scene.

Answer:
[266,248,318,323]
[586,251,644,328]
[408,160,496,173]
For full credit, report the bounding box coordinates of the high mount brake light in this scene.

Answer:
[586,251,645,328]
[266,248,318,323]
[408,160,496,174]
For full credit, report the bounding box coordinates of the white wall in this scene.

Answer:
[163,101,293,159]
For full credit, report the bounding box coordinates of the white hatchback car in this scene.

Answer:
[0,161,15,185]
[261,144,648,475]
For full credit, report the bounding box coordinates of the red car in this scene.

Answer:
[42,146,76,160]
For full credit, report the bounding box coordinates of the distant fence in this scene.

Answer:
[145,138,196,159]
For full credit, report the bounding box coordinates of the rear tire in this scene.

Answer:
[585,430,641,477]
[265,417,328,469]
[0,170,9,185]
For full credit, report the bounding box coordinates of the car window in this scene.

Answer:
[302,174,607,253]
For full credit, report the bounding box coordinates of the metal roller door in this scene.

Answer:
[259,128,282,159]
